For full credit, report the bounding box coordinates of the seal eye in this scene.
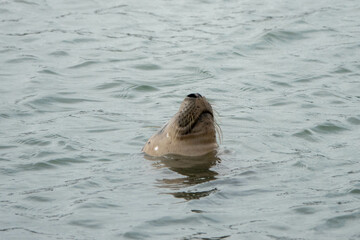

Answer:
[187,93,202,98]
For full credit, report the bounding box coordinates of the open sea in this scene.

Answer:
[1,0,360,239]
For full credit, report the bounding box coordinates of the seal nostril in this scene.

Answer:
[187,93,202,98]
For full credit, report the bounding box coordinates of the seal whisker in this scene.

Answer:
[215,120,223,144]
[189,114,194,133]
[212,108,222,144]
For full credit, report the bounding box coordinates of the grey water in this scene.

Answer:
[1,0,360,239]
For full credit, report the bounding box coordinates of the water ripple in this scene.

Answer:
[16,162,56,172]
[311,122,349,134]
[68,60,100,69]
[37,69,61,75]
[28,95,101,106]
[293,129,318,142]
[323,211,360,229]
[5,55,39,64]
[16,137,51,146]
[347,116,360,125]
[133,63,162,70]
[1,0,360,239]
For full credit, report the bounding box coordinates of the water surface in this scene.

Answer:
[1,0,360,239]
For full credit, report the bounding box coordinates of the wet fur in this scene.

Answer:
[142,95,219,157]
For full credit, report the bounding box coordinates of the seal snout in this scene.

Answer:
[187,93,202,98]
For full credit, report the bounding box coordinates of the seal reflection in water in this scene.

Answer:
[146,153,220,200]
[142,93,219,157]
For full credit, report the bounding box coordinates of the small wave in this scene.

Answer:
[133,85,159,92]
[270,80,292,88]
[312,90,339,98]
[77,202,121,210]
[29,95,101,106]
[49,50,69,57]
[86,127,119,133]
[48,157,87,166]
[292,160,314,170]
[25,195,53,203]
[349,188,360,194]
[0,145,17,150]
[332,66,352,74]
[133,63,161,70]
[95,81,158,94]
[324,211,360,229]
[311,122,348,134]
[293,206,317,215]
[16,162,56,172]
[20,177,92,195]
[13,0,39,5]
[111,89,133,99]
[294,74,330,83]
[95,80,124,90]
[293,129,318,142]
[94,4,127,15]
[0,227,52,237]
[269,98,296,106]
[231,116,258,123]
[263,30,307,44]
[239,86,273,93]
[347,117,360,125]
[17,137,51,146]
[180,67,215,80]
[68,60,99,69]
[68,219,103,229]
[12,156,88,173]
[6,55,39,64]
[38,69,61,75]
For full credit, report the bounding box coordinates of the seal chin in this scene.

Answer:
[174,94,214,136]
[142,93,219,157]
[185,111,213,135]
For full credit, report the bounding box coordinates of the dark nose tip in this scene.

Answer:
[187,93,202,98]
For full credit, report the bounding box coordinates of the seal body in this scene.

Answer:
[142,93,218,157]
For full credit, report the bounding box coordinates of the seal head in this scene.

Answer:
[142,93,218,157]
